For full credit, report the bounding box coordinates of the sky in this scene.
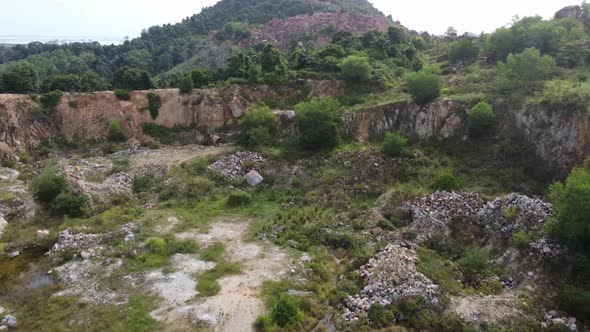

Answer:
[0,0,581,41]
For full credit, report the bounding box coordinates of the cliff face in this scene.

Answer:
[0,80,344,156]
[515,106,590,174]
[343,99,467,142]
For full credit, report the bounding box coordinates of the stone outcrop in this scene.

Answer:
[515,106,590,174]
[343,98,466,142]
[0,80,343,156]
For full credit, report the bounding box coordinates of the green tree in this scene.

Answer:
[448,38,480,63]
[2,62,39,93]
[238,104,276,147]
[469,102,496,137]
[179,75,194,94]
[113,66,154,90]
[499,48,556,87]
[259,44,288,84]
[32,166,68,205]
[270,294,304,327]
[191,68,216,88]
[79,72,109,92]
[406,70,442,105]
[294,97,342,151]
[382,130,408,157]
[339,55,373,87]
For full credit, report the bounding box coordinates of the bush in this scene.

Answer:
[114,89,131,101]
[559,286,590,319]
[498,47,556,89]
[448,38,480,63]
[108,119,127,142]
[294,97,342,151]
[382,130,408,157]
[368,303,396,328]
[406,70,442,105]
[458,247,490,283]
[179,75,193,94]
[133,175,156,193]
[113,66,153,90]
[40,90,64,110]
[51,192,87,217]
[146,237,167,254]
[227,191,252,207]
[32,166,68,205]
[147,93,161,120]
[510,231,531,250]
[431,174,462,192]
[270,294,304,328]
[339,55,373,87]
[469,102,496,137]
[239,104,276,147]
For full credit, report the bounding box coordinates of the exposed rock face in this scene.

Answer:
[515,106,590,174]
[555,5,582,20]
[343,99,466,142]
[240,11,390,50]
[0,80,343,156]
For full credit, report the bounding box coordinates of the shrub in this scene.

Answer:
[239,104,276,147]
[448,38,480,63]
[51,192,87,217]
[270,294,304,328]
[498,47,556,89]
[382,130,408,157]
[40,90,64,110]
[179,75,193,94]
[227,191,252,207]
[559,285,590,319]
[113,66,153,90]
[32,166,68,205]
[294,97,342,151]
[469,102,496,137]
[368,303,396,328]
[146,237,167,254]
[147,93,161,120]
[114,89,131,101]
[133,175,156,193]
[548,166,590,257]
[339,55,373,86]
[406,70,442,105]
[108,119,127,142]
[458,247,490,283]
[431,174,462,192]
[510,231,531,250]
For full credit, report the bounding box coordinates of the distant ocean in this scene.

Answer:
[0,35,125,46]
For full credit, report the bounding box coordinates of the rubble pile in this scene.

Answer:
[477,194,553,237]
[208,152,266,181]
[543,310,578,331]
[343,244,439,320]
[331,148,402,181]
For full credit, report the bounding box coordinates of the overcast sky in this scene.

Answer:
[0,0,580,39]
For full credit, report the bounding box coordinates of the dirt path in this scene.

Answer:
[131,145,233,169]
[149,219,292,332]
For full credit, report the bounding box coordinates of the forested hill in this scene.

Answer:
[0,0,388,92]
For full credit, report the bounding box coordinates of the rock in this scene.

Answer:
[0,306,4,315]
[2,315,16,328]
[0,215,6,237]
[36,229,50,238]
[285,110,296,120]
[554,5,582,20]
[208,151,266,181]
[8,251,19,258]
[244,170,263,186]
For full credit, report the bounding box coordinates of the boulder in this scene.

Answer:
[555,5,582,20]
[36,229,50,238]
[2,315,16,328]
[0,216,7,237]
[244,170,263,187]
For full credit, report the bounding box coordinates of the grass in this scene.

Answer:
[196,262,241,297]
[416,247,462,294]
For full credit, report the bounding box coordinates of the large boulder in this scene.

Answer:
[555,5,582,20]
[244,170,263,187]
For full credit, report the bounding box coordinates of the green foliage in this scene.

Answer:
[368,303,396,328]
[113,66,153,90]
[458,247,490,283]
[44,72,108,92]
[382,130,408,157]
[108,119,127,142]
[146,237,167,254]
[133,175,157,193]
[431,174,462,192]
[147,93,161,120]
[140,123,195,145]
[227,190,253,207]
[1,62,39,93]
[498,48,556,89]
[294,97,342,151]
[548,165,590,256]
[32,166,68,205]
[40,90,64,110]
[191,68,216,88]
[114,89,131,101]
[239,104,276,147]
[259,44,288,84]
[200,242,226,263]
[468,102,496,137]
[339,55,373,86]
[51,192,88,217]
[511,231,531,250]
[197,262,241,296]
[559,285,590,319]
[448,38,480,63]
[406,70,442,105]
[532,79,590,112]
[270,294,304,328]
[416,247,462,294]
[179,75,194,94]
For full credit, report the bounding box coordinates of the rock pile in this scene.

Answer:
[330,148,402,181]
[543,310,578,331]
[477,194,553,237]
[208,152,266,181]
[49,223,137,256]
[343,244,439,320]
[529,237,564,260]
[0,314,16,329]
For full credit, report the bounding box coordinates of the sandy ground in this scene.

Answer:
[149,220,292,332]
[132,145,233,169]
